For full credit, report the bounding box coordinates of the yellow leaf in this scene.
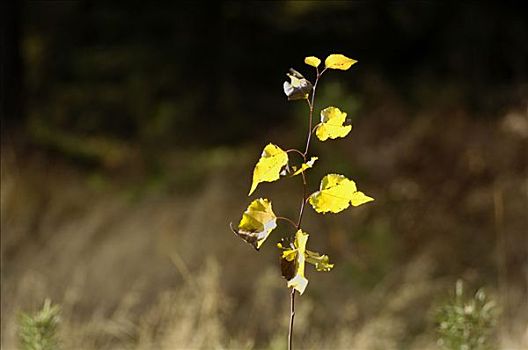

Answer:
[309,174,374,214]
[324,54,357,70]
[279,230,309,294]
[316,107,352,141]
[235,198,277,250]
[249,143,288,195]
[306,250,334,272]
[304,56,321,68]
[350,191,374,207]
[288,230,309,294]
[281,249,297,262]
[283,68,313,101]
[278,231,333,294]
[291,157,318,176]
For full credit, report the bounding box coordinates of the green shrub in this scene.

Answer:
[436,280,498,350]
[18,299,61,350]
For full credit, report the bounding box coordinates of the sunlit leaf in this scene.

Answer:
[350,191,374,207]
[279,231,308,295]
[309,174,374,214]
[249,143,288,196]
[306,250,334,271]
[283,68,313,101]
[316,107,352,141]
[235,198,277,250]
[304,56,321,68]
[287,230,309,294]
[278,230,334,294]
[324,54,357,70]
[291,157,318,176]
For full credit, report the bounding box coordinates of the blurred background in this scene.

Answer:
[1,1,527,349]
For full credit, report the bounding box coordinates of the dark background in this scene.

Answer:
[3,1,527,147]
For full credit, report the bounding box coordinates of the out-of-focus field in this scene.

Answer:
[2,99,527,349]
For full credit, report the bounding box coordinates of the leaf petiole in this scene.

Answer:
[277,216,298,230]
[286,148,305,159]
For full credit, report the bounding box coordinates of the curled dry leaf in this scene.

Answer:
[283,68,313,101]
[235,198,277,250]
[278,230,334,294]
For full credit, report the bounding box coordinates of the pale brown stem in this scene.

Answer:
[296,71,323,229]
[288,288,295,350]
[290,69,325,350]
[286,148,305,158]
[296,171,308,229]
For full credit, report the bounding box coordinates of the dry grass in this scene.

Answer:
[2,105,527,349]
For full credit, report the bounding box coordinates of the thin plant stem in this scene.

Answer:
[289,67,326,350]
[296,171,307,229]
[288,288,295,350]
[296,70,324,229]
[303,68,326,158]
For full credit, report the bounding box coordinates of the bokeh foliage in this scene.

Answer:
[3,2,527,154]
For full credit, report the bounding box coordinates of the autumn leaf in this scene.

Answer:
[280,230,309,294]
[283,68,313,101]
[249,144,288,196]
[306,250,334,271]
[316,107,352,141]
[291,157,318,176]
[278,230,334,294]
[235,198,277,250]
[309,174,374,214]
[304,56,321,68]
[278,241,296,284]
[325,54,357,70]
